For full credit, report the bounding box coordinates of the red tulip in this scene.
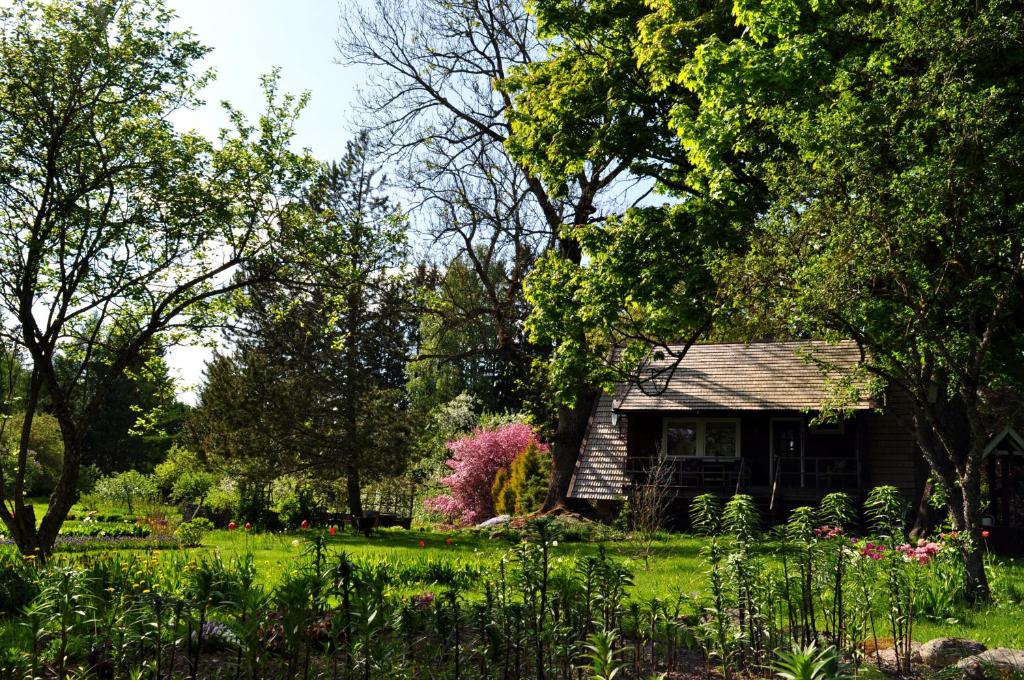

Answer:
[329,526,337,536]
[228,521,237,530]
[445,537,453,546]
[300,519,309,529]
[244,522,252,531]
[418,539,426,548]
[982,530,990,538]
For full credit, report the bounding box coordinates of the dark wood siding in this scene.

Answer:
[865,393,921,499]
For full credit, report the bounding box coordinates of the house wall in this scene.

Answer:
[864,392,922,500]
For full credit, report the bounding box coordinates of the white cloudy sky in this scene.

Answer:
[166,1,367,402]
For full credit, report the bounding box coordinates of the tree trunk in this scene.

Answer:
[542,389,598,511]
[959,463,991,602]
[910,478,938,539]
[346,466,363,517]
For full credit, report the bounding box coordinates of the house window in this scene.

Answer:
[663,418,740,458]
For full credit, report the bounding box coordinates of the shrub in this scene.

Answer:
[59,522,151,538]
[93,470,159,512]
[275,485,322,527]
[492,442,549,515]
[205,483,240,519]
[0,411,64,495]
[175,517,214,547]
[171,470,217,506]
[0,556,37,614]
[424,422,546,525]
[153,445,201,497]
[491,468,515,516]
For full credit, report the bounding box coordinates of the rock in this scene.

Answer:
[476,515,510,528]
[956,648,1024,679]
[920,638,987,668]
[870,642,922,671]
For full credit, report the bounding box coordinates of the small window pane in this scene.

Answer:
[666,422,697,457]
[705,422,738,457]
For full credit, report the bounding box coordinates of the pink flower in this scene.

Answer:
[329,526,337,536]
[418,539,426,548]
[244,522,252,531]
[300,519,309,529]
[423,423,547,525]
[228,521,237,531]
[445,537,453,546]
[982,530,990,538]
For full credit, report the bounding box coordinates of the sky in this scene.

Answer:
[165,1,367,402]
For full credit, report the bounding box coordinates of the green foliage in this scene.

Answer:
[174,517,213,547]
[722,494,759,544]
[865,486,908,537]
[0,0,314,555]
[93,471,159,513]
[170,470,216,506]
[690,494,721,535]
[818,493,856,531]
[582,629,625,680]
[787,506,817,541]
[275,485,323,528]
[204,483,239,518]
[491,441,550,516]
[0,554,37,614]
[188,134,415,515]
[153,445,201,498]
[58,522,150,538]
[491,468,514,516]
[772,643,838,680]
[0,412,64,495]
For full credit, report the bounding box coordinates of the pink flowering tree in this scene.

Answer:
[424,423,546,525]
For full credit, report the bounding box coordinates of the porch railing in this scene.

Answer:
[625,455,860,494]
[775,456,859,490]
[625,456,745,492]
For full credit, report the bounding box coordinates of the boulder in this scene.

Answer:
[956,648,1024,679]
[476,514,510,528]
[920,638,987,668]
[871,642,922,671]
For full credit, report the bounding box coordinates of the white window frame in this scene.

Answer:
[662,417,741,459]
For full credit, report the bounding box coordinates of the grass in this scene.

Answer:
[194,527,709,599]
[5,500,1024,648]
[192,528,1024,647]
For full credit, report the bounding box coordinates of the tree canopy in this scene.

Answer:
[505,0,1024,598]
[0,0,312,555]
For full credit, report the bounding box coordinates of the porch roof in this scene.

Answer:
[613,340,874,413]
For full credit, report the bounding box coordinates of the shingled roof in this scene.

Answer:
[613,340,872,412]
[567,391,629,501]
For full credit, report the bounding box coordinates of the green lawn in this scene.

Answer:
[5,505,1024,648]
[195,527,709,599]
[183,528,1024,647]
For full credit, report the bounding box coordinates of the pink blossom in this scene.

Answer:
[423,423,546,525]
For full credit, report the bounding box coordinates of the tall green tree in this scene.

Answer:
[681,0,1024,599]
[190,135,416,516]
[0,0,312,555]
[500,0,756,494]
[508,0,1023,598]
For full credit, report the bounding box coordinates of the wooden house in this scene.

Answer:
[569,341,925,522]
